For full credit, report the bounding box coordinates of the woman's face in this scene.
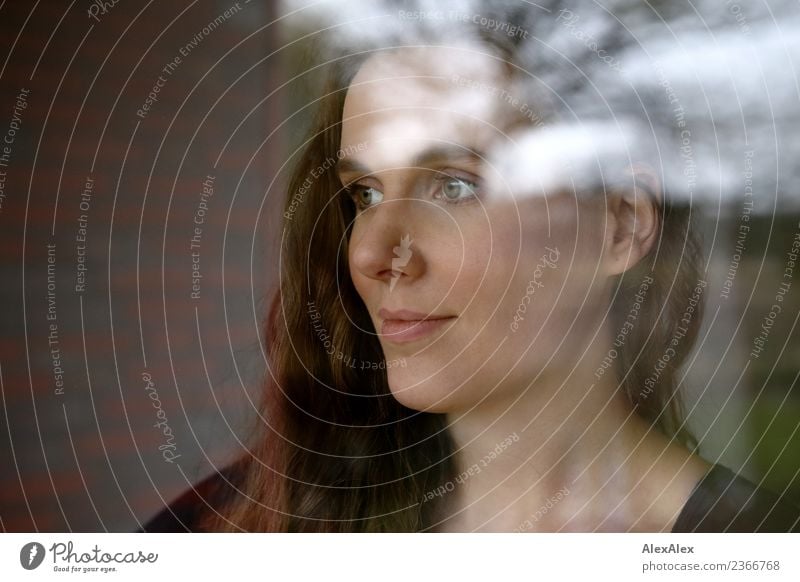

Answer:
[340,47,613,413]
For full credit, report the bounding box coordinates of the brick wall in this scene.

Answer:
[0,0,285,531]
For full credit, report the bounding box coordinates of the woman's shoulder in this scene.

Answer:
[137,461,244,533]
[672,463,800,533]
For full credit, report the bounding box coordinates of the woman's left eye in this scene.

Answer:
[434,175,479,203]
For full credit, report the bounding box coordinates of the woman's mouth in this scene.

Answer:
[379,316,457,344]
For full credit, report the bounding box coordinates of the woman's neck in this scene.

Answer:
[435,362,711,532]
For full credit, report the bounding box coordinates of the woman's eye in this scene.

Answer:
[435,175,479,203]
[346,174,479,213]
[348,185,383,211]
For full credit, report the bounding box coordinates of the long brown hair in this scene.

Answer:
[206,24,705,533]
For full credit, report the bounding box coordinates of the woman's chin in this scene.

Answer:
[386,374,465,413]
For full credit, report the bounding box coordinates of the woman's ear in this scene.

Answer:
[602,165,662,277]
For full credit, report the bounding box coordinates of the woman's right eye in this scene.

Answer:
[348,185,384,212]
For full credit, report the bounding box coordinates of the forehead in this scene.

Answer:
[340,47,510,167]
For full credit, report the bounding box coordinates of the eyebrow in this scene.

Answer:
[335,144,485,178]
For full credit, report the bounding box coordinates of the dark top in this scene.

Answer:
[138,463,800,533]
[138,463,242,533]
[672,463,800,532]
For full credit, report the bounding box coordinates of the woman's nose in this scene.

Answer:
[349,200,423,286]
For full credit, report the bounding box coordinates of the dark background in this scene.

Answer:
[0,0,286,531]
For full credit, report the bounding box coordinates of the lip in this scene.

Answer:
[378,308,456,344]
